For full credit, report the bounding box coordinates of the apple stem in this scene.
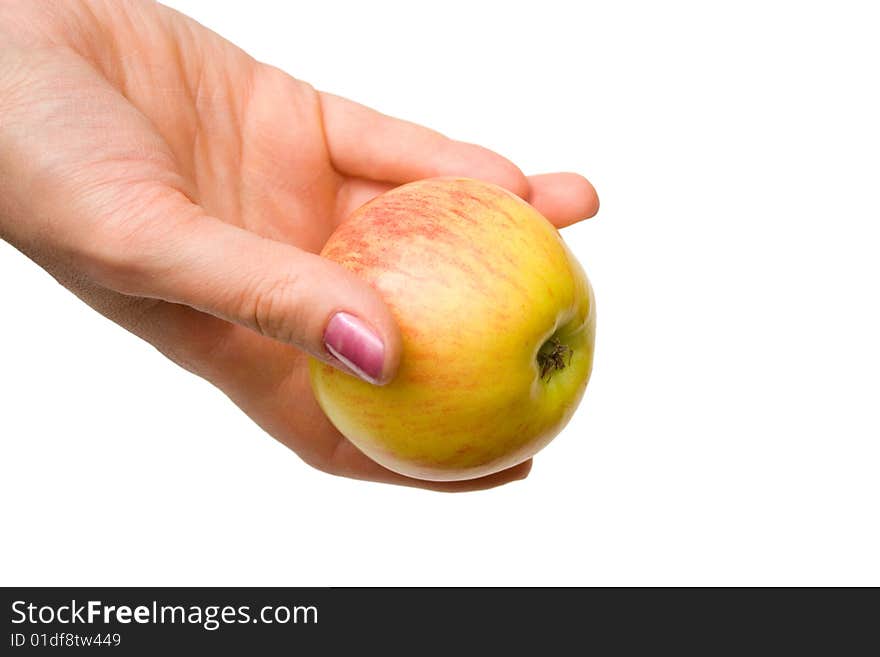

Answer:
[537,337,573,382]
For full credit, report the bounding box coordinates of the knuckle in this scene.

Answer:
[299,452,337,477]
[165,321,239,380]
[246,271,305,344]
[292,442,344,479]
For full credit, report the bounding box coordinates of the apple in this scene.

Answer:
[309,177,595,481]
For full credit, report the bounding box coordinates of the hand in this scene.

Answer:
[0,0,599,490]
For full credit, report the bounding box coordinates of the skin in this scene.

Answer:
[0,0,599,491]
[311,178,596,481]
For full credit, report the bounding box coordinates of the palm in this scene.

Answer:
[14,1,597,490]
[79,11,424,485]
[170,81,405,486]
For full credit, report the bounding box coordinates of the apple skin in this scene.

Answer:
[309,177,595,481]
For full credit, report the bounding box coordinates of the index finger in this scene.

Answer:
[319,92,530,197]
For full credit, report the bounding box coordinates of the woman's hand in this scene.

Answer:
[0,0,598,490]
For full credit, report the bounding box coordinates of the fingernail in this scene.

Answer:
[324,312,386,384]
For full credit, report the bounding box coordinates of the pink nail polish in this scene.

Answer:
[324,312,385,384]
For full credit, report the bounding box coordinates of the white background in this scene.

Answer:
[2,0,878,586]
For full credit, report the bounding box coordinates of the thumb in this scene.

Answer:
[86,203,401,385]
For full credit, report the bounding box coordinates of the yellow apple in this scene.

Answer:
[309,177,595,481]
